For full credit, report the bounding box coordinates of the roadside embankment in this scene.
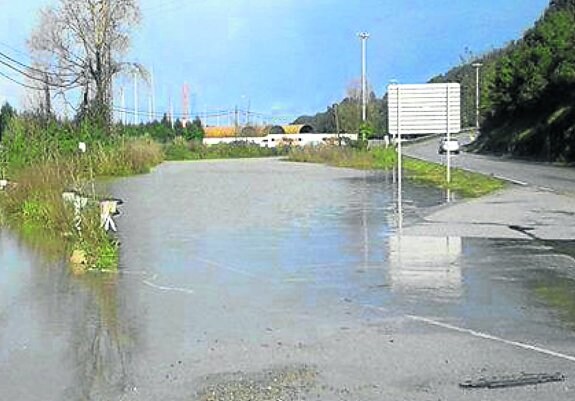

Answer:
[0,117,164,272]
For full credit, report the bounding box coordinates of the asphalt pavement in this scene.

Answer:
[403,133,575,194]
[400,134,575,241]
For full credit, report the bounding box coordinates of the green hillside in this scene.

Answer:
[474,0,575,162]
[295,0,575,162]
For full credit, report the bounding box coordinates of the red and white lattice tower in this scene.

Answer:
[182,82,190,125]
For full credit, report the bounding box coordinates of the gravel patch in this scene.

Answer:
[194,365,319,401]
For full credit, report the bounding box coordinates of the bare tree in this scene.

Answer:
[346,79,362,101]
[28,0,141,126]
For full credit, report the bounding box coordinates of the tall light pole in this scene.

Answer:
[358,32,370,127]
[472,62,483,137]
[150,66,156,121]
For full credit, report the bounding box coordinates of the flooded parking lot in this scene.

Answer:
[1,158,575,400]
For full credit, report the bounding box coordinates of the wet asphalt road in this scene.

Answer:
[1,159,575,400]
[404,134,575,194]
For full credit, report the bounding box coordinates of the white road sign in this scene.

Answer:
[388,83,461,136]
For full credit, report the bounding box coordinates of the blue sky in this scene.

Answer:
[0,0,550,123]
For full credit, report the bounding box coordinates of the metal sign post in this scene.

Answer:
[446,86,451,184]
[397,86,403,231]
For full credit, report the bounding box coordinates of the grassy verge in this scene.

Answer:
[0,117,164,272]
[403,157,505,197]
[288,145,504,198]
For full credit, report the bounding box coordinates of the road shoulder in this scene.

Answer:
[404,185,575,240]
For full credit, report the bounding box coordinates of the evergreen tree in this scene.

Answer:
[0,102,16,141]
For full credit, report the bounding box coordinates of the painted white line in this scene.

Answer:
[406,314,575,363]
[193,256,260,279]
[493,175,528,186]
[540,186,555,192]
[142,280,195,295]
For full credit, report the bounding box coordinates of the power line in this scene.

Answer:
[112,105,283,121]
[0,51,77,79]
[0,70,44,90]
[0,58,79,88]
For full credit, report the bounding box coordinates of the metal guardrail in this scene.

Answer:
[349,127,479,149]
[368,132,445,148]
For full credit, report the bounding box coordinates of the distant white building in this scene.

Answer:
[202,125,358,148]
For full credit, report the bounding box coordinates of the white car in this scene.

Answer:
[438,138,460,154]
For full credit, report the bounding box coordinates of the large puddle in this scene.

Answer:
[1,159,575,400]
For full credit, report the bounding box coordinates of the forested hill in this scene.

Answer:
[295,0,575,162]
[471,0,575,162]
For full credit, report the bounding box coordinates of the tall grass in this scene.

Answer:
[0,117,164,271]
[92,138,164,176]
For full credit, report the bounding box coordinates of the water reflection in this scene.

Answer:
[388,235,463,298]
[65,274,135,400]
[0,232,135,401]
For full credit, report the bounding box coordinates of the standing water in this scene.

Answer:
[1,158,575,400]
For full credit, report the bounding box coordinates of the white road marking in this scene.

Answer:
[193,256,260,279]
[142,279,195,295]
[406,314,575,363]
[493,175,528,186]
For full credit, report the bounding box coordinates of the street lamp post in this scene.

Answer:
[472,62,483,137]
[358,32,370,131]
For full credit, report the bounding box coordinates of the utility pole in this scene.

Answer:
[358,32,370,126]
[472,62,483,138]
[182,82,190,125]
[168,95,174,129]
[151,67,156,121]
[120,86,125,124]
[234,105,239,132]
[333,103,341,145]
[247,98,251,126]
[43,73,51,118]
[133,71,138,125]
